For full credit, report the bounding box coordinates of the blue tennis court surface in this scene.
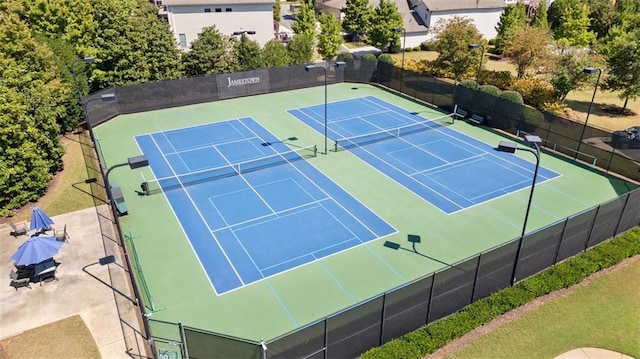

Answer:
[135,117,395,294]
[288,96,561,214]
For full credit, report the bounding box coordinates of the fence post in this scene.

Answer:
[470,254,482,302]
[379,293,387,345]
[613,193,631,236]
[178,321,189,359]
[425,275,436,324]
[323,317,328,359]
[553,219,569,264]
[584,205,601,251]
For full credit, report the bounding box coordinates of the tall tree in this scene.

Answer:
[234,35,262,70]
[273,0,282,23]
[341,0,371,41]
[550,52,602,101]
[90,0,182,87]
[262,40,291,67]
[317,13,343,61]
[287,33,315,64]
[548,0,596,48]
[367,0,403,51]
[587,0,617,39]
[530,0,548,29]
[614,0,640,31]
[432,17,485,83]
[0,2,66,214]
[495,2,527,54]
[504,26,554,78]
[292,0,316,36]
[602,28,640,110]
[182,26,236,75]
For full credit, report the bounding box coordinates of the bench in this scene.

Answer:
[455,108,469,119]
[468,114,484,125]
[110,182,129,216]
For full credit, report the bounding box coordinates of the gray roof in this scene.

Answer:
[163,0,273,5]
[421,0,506,11]
[320,0,428,32]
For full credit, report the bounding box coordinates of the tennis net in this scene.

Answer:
[334,113,455,152]
[142,145,317,195]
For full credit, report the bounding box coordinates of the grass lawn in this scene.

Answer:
[0,315,100,359]
[4,133,96,223]
[439,258,640,359]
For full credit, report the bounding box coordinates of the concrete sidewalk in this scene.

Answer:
[1,206,147,358]
[555,348,635,359]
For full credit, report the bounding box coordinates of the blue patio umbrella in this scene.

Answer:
[30,206,54,231]
[11,236,64,266]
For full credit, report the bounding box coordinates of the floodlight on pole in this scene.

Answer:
[496,135,542,285]
[305,61,348,155]
[393,28,407,93]
[104,155,149,220]
[468,43,484,83]
[576,67,602,157]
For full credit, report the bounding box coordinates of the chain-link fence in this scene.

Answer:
[81,61,640,358]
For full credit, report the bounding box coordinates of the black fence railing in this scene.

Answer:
[83,61,640,358]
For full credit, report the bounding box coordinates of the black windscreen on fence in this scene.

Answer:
[473,240,519,301]
[382,275,433,343]
[326,297,384,358]
[183,327,261,359]
[516,222,565,281]
[556,210,597,262]
[587,197,626,247]
[617,191,640,235]
[428,257,479,323]
[268,321,326,359]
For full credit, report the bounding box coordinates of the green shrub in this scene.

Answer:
[510,77,555,109]
[361,53,377,61]
[336,51,354,60]
[500,90,524,104]
[460,79,478,89]
[378,54,394,64]
[361,228,640,359]
[488,38,496,46]
[420,41,435,51]
[479,84,501,96]
[478,70,514,90]
[404,47,413,52]
[413,46,421,51]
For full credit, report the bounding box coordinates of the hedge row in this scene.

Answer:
[361,228,640,359]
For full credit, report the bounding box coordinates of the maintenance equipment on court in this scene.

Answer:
[334,114,454,152]
[141,145,317,195]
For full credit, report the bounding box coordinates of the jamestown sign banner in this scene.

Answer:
[217,69,270,99]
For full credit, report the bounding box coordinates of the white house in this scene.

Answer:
[158,0,276,50]
[318,0,539,49]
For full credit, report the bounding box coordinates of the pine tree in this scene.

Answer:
[317,13,343,60]
[495,2,527,54]
[531,1,548,29]
[341,0,371,41]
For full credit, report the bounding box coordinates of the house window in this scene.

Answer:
[178,34,187,48]
[204,8,211,12]
[226,7,232,12]
[215,8,221,12]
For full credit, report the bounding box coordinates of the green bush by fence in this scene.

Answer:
[361,228,640,359]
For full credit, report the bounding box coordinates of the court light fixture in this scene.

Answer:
[305,61,348,155]
[496,135,542,285]
[576,67,602,158]
[105,155,149,218]
[468,43,485,83]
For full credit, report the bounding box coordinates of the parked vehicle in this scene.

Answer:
[611,126,640,149]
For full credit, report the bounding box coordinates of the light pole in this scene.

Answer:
[576,67,602,156]
[104,155,149,220]
[393,28,406,93]
[468,43,485,84]
[232,30,256,69]
[497,135,542,285]
[305,61,347,155]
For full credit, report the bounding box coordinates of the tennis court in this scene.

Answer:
[134,117,395,294]
[289,96,561,214]
[94,83,633,343]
